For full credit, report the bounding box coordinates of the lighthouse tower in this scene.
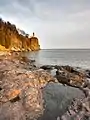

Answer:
[33,32,35,37]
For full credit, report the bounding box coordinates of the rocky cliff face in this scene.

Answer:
[0,18,40,51]
[30,37,40,51]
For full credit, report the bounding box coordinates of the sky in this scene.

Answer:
[0,0,90,49]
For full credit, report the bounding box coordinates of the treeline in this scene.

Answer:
[0,18,15,48]
[0,18,40,51]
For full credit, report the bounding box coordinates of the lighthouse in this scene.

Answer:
[33,32,35,37]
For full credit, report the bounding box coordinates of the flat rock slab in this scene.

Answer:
[39,83,84,120]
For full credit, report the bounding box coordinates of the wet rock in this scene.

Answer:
[40,65,54,70]
[40,65,87,88]
[85,69,90,78]
[55,66,86,87]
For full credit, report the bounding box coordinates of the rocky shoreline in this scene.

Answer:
[0,52,90,120]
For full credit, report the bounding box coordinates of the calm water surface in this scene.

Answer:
[24,49,87,119]
[25,49,90,69]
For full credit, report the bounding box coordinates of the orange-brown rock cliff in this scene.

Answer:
[0,18,40,51]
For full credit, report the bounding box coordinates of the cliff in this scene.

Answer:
[0,18,40,51]
[0,45,8,51]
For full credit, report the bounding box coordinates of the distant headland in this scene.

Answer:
[0,18,40,51]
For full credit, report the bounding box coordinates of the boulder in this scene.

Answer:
[0,54,57,120]
[55,65,86,87]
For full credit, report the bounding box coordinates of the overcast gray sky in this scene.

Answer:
[0,0,90,48]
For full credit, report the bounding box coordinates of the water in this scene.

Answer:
[23,49,87,119]
[24,49,90,69]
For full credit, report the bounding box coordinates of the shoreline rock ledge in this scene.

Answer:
[0,53,57,120]
[0,53,90,120]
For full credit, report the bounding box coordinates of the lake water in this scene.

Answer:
[25,49,90,69]
[24,49,88,119]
